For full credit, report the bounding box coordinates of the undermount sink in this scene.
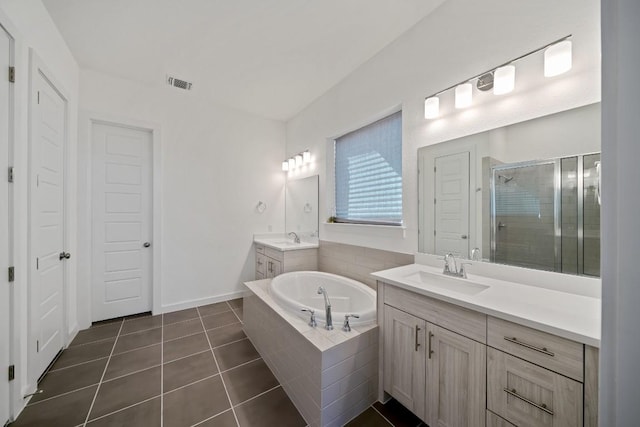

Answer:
[404,270,490,295]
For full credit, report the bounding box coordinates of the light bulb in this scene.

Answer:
[494,65,515,95]
[455,83,473,109]
[544,40,572,77]
[282,161,289,171]
[288,158,296,170]
[424,97,439,119]
[303,150,311,164]
[295,155,303,167]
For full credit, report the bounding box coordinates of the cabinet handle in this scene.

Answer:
[428,331,434,359]
[414,326,421,351]
[503,388,554,416]
[504,336,555,357]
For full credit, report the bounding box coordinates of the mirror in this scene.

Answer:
[285,175,319,238]
[418,103,601,277]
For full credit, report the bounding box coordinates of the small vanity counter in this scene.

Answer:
[371,262,600,347]
[253,234,318,279]
[253,235,319,251]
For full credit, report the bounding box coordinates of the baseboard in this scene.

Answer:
[66,323,79,347]
[161,290,247,314]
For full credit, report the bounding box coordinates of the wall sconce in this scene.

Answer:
[423,35,572,119]
[282,150,312,172]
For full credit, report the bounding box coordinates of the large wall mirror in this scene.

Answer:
[418,103,601,277]
[285,175,319,237]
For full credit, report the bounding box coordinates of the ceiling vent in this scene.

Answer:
[167,75,193,91]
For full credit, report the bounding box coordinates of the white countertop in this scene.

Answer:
[253,236,319,251]
[371,263,601,347]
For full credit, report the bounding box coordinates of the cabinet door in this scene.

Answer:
[265,258,282,278]
[256,252,266,278]
[425,323,486,427]
[487,347,583,427]
[383,305,427,420]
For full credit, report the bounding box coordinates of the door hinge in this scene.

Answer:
[8,365,15,381]
[434,230,436,236]
[8,167,14,183]
[36,340,39,352]
[36,258,39,270]
[37,91,40,104]
[8,266,14,282]
[434,198,436,205]
[434,166,436,172]
[8,66,15,83]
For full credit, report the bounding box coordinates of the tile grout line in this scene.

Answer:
[189,408,234,427]
[160,313,164,427]
[82,318,125,427]
[25,383,101,407]
[231,384,281,409]
[196,306,241,427]
[79,394,161,425]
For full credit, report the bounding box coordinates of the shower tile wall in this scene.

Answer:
[318,241,414,290]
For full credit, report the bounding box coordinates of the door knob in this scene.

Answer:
[461,235,468,239]
[143,242,151,248]
[59,252,71,260]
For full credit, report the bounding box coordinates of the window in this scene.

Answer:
[334,111,402,225]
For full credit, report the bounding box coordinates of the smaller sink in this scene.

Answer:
[270,240,299,246]
[404,270,489,296]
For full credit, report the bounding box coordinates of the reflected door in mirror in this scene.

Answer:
[435,152,470,257]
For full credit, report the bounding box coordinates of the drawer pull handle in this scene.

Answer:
[428,331,434,358]
[504,336,555,357]
[504,388,554,416]
[415,326,421,351]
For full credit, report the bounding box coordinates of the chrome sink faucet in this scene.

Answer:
[288,232,300,243]
[443,253,471,279]
[317,286,333,330]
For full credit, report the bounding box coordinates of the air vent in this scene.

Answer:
[167,75,193,91]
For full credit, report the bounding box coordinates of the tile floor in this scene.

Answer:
[11,298,421,427]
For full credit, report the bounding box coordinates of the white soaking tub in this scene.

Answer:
[268,271,377,327]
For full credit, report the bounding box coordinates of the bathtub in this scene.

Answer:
[269,271,377,327]
[244,273,379,427]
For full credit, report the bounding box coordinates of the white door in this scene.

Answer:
[434,152,470,257]
[1,23,12,426]
[30,68,66,381]
[92,123,152,321]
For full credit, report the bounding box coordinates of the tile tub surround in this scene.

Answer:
[244,279,379,427]
[12,298,306,427]
[318,241,414,290]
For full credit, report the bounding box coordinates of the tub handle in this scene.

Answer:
[301,308,317,328]
[342,314,360,332]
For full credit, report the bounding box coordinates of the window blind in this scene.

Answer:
[335,111,402,225]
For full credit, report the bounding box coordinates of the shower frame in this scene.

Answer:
[490,152,599,275]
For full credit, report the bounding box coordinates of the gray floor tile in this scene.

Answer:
[345,407,392,427]
[227,298,243,309]
[196,409,237,427]
[163,318,204,341]
[222,359,278,405]
[113,327,162,354]
[233,307,243,321]
[163,308,199,325]
[104,344,161,380]
[52,339,114,369]
[163,351,218,393]
[89,366,161,420]
[121,315,163,335]
[234,386,305,427]
[213,339,260,371]
[163,376,230,427]
[206,322,245,348]
[163,332,210,363]
[70,322,121,347]
[201,311,239,331]
[372,399,423,427]
[30,358,107,403]
[10,385,97,427]
[198,302,231,317]
[86,397,161,426]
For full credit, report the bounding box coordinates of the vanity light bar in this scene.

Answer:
[424,35,572,119]
[282,150,311,172]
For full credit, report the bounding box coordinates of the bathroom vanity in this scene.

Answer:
[373,259,600,427]
[253,237,318,279]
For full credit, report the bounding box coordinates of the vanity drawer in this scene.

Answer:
[264,247,283,262]
[383,284,486,343]
[488,317,583,382]
[488,347,583,427]
[255,244,265,254]
[256,253,266,276]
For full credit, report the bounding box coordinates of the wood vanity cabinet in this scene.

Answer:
[378,281,599,427]
[382,285,486,427]
[254,244,317,279]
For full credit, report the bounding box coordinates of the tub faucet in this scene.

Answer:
[317,286,333,330]
[288,232,300,243]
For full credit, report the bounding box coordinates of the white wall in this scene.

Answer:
[286,0,601,254]
[600,0,640,423]
[77,69,286,324]
[0,0,79,419]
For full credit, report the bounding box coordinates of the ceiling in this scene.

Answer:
[43,0,445,121]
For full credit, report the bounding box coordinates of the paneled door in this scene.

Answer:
[0,22,12,426]
[434,152,470,258]
[29,64,67,381]
[92,123,152,321]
